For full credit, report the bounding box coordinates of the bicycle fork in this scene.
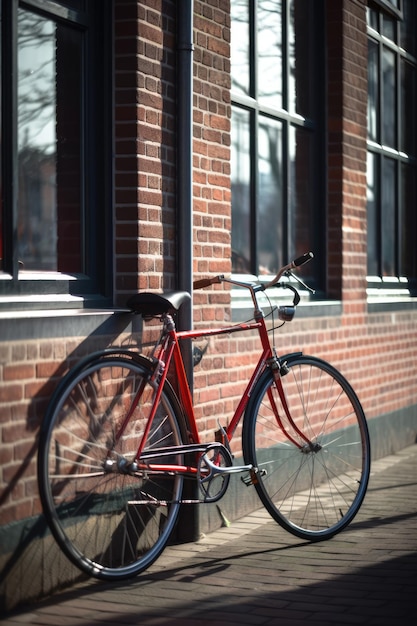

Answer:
[268,356,319,453]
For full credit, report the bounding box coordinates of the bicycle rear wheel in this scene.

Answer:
[243,354,370,541]
[38,354,185,580]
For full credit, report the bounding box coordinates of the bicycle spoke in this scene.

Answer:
[38,356,185,580]
[243,355,370,540]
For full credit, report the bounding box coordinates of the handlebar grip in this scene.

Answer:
[293,252,314,267]
[193,275,223,290]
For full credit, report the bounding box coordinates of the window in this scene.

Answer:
[231,0,325,288]
[367,0,417,292]
[0,0,112,308]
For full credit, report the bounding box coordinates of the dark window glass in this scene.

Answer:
[401,59,416,156]
[401,0,416,56]
[61,1,85,9]
[289,126,314,261]
[289,0,315,117]
[400,163,416,277]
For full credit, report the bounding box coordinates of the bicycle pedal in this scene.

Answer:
[241,468,266,486]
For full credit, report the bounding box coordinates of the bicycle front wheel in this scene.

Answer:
[38,354,185,580]
[243,354,370,541]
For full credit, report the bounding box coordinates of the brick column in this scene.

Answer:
[326,0,368,319]
[114,0,177,305]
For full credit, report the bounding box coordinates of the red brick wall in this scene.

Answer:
[114,0,177,301]
[193,0,232,279]
[326,0,368,309]
[0,0,416,610]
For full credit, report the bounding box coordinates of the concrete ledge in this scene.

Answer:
[0,309,136,341]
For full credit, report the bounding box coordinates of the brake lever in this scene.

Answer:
[285,270,315,295]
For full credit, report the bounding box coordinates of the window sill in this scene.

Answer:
[0,292,115,311]
[367,278,417,312]
[0,272,111,309]
[231,287,342,322]
[0,307,134,342]
[367,295,417,313]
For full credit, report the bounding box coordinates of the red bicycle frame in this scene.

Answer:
[131,253,316,477]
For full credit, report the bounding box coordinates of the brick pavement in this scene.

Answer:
[2,444,417,626]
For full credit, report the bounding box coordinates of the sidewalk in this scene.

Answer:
[2,444,417,626]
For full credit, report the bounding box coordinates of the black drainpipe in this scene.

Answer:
[177,0,194,391]
[175,0,201,544]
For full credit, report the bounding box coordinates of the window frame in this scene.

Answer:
[230,0,326,297]
[366,0,417,301]
[0,0,113,310]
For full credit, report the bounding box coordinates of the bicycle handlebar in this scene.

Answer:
[263,251,313,289]
[293,252,314,268]
[193,275,224,290]
[193,252,313,291]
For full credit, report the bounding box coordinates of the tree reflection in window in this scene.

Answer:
[17,9,82,272]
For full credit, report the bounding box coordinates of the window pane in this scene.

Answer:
[289,0,314,117]
[401,59,416,156]
[368,39,379,142]
[401,0,416,56]
[382,14,396,41]
[257,117,283,274]
[55,23,83,273]
[231,108,251,273]
[231,0,250,97]
[18,11,57,270]
[382,47,396,147]
[381,158,396,276]
[367,7,378,31]
[17,9,83,272]
[289,126,313,262]
[367,152,378,276]
[258,0,282,110]
[61,1,86,9]
[400,163,416,277]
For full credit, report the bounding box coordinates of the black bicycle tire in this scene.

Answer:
[38,354,186,580]
[242,354,371,541]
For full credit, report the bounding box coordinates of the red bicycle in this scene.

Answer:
[38,253,371,580]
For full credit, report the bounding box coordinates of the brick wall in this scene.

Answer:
[193,0,232,274]
[326,0,368,309]
[0,328,139,529]
[114,0,177,301]
[0,0,416,612]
